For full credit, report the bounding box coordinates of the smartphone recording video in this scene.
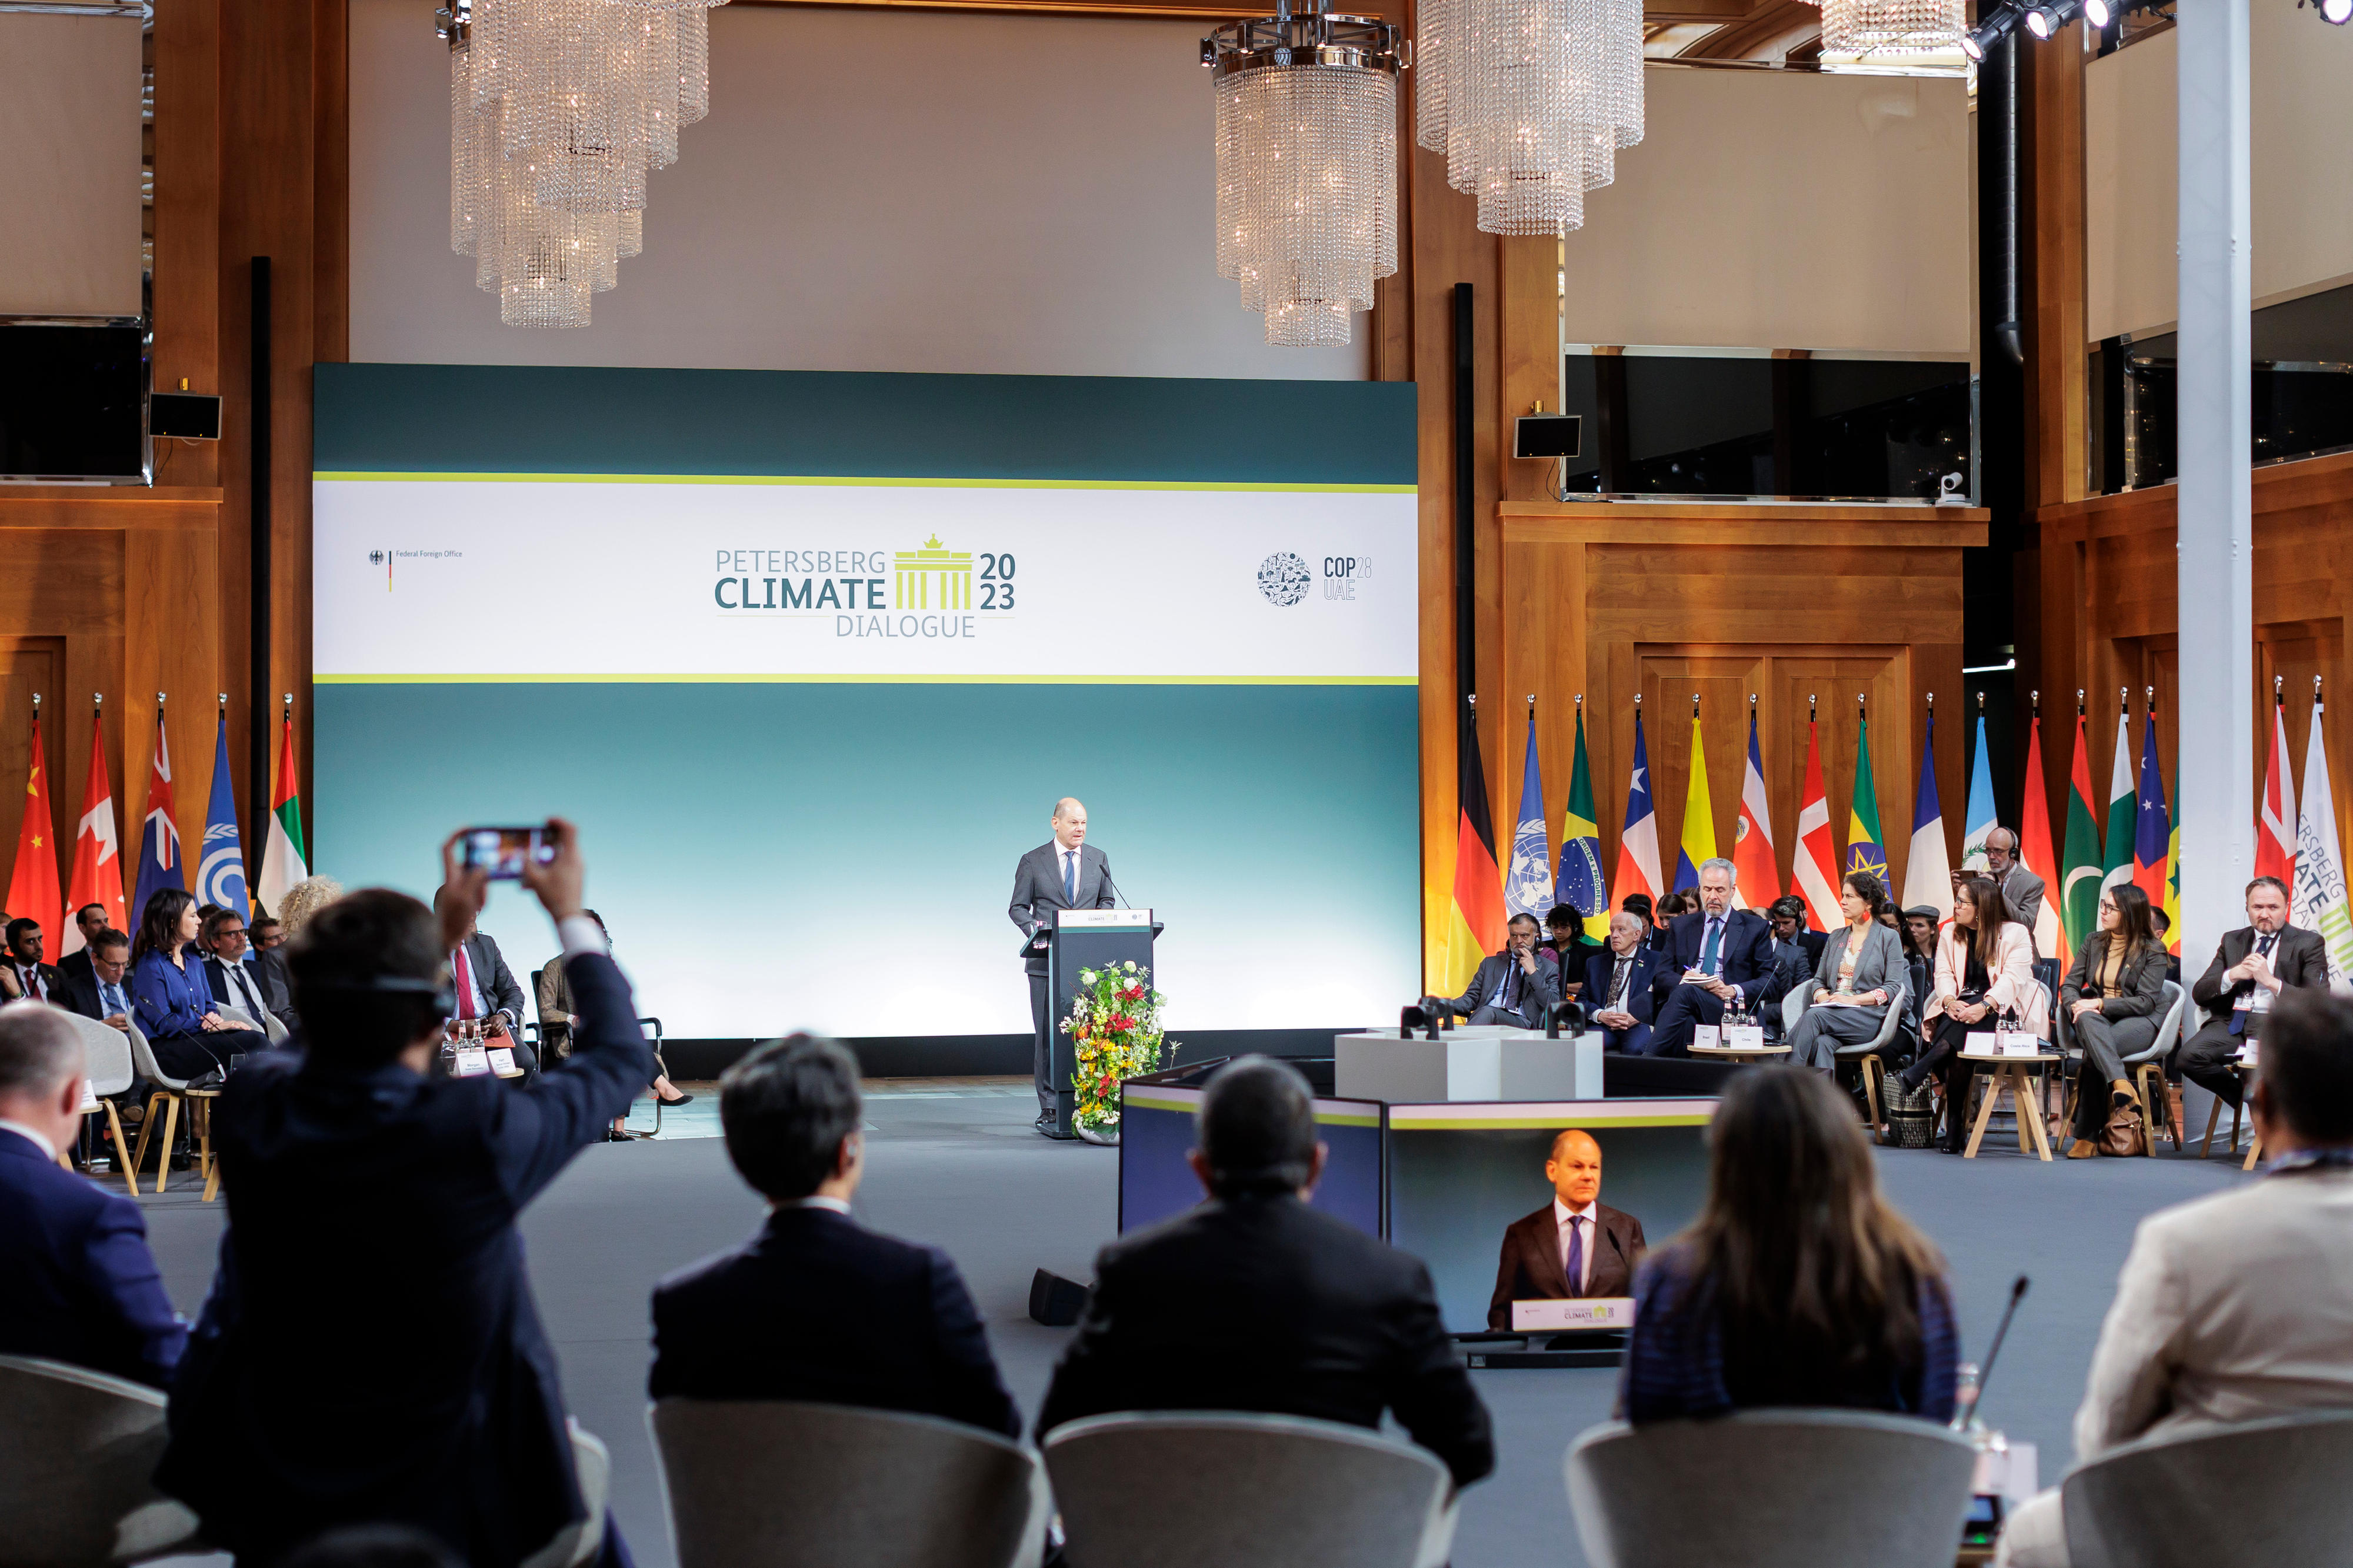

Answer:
[459,825,554,880]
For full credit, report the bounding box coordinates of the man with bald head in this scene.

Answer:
[1009,797,1116,1136]
[1487,1127,1647,1328]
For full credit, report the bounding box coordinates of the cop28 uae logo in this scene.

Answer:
[1256,552,1311,607]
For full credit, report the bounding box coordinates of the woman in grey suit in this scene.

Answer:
[2060,882,2169,1157]
[1786,872,1908,1071]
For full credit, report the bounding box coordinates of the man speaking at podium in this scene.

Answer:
[1009,798,1115,1135]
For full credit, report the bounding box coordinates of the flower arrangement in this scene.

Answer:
[1062,960,1170,1140]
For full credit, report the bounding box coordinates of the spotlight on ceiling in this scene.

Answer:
[1963,1,2016,56]
[2024,4,2055,36]
[2323,0,2352,24]
[2084,0,2111,26]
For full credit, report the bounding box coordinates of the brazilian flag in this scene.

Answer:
[1557,706,1611,941]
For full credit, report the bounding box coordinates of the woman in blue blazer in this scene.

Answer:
[131,889,269,1080]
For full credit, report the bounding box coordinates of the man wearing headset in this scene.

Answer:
[159,821,651,1568]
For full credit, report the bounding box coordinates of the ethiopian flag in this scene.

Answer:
[1442,705,1507,995]
[256,708,309,916]
[1673,712,1717,891]
[2061,712,2104,956]
[1556,706,1611,942]
[1845,719,1888,893]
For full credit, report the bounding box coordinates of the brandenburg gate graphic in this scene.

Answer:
[894,535,974,610]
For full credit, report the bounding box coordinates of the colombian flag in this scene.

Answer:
[1674,711,1717,891]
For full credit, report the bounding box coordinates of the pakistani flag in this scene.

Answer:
[256,708,309,916]
[1557,706,1610,940]
[2100,710,2135,895]
[1505,714,1554,919]
[1845,719,1888,894]
[2062,712,2105,955]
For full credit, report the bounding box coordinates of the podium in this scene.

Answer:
[1034,908,1161,1139]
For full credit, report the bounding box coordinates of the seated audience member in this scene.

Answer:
[1785,873,1907,1072]
[159,822,648,1568]
[1976,826,2048,950]
[1641,860,1773,1058]
[58,928,135,1033]
[1438,912,1561,1029]
[1621,892,1665,952]
[1540,903,1598,993]
[0,1004,187,1386]
[264,878,346,1036]
[434,884,534,1069]
[1994,987,2353,1568]
[1622,1067,1957,1423]
[199,907,283,1035]
[2059,885,2169,1159]
[1901,876,2045,1154]
[1760,896,1822,1027]
[55,902,111,992]
[536,910,689,1118]
[651,1033,1016,1434]
[1038,1056,1495,1489]
[1902,905,1941,960]
[2148,908,2181,986]
[250,915,285,952]
[2176,876,2325,1111]
[5,916,62,1003]
[1586,910,1664,1054]
[129,890,269,1080]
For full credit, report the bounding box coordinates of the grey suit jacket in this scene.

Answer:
[1009,840,1115,975]
[1808,921,1909,1003]
[1991,864,2047,943]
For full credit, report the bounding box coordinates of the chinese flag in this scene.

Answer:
[62,718,125,952]
[5,725,62,945]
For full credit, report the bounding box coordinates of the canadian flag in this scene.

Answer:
[1793,719,1842,932]
[2257,697,2297,890]
[61,720,125,955]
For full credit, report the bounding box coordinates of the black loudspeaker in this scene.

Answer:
[1028,1268,1089,1327]
[1514,413,1582,459]
[152,392,222,440]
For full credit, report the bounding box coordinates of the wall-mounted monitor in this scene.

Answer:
[0,321,148,483]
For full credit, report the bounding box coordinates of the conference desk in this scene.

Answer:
[1334,1025,1603,1103]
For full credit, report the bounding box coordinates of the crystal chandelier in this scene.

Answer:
[1807,0,1965,54]
[1202,3,1405,348]
[439,0,724,328]
[1414,0,1643,236]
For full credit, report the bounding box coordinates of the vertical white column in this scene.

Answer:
[2175,0,2255,969]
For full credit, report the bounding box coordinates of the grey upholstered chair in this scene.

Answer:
[0,1354,203,1568]
[122,1022,192,1195]
[56,1010,137,1196]
[1565,1410,1977,1568]
[649,1399,1046,1568]
[1782,979,1911,1133]
[1042,1410,1457,1568]
[2060,1410,2353,1568]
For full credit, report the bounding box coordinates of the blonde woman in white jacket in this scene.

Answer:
[1898,876,2046,1153]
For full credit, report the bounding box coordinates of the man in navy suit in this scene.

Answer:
[159,821,649,1568]
[1642,858,1774,1057]
[0,1003,186,1387]
[651,1034,1018,1436]
[1585,910,1664,1053]
[1007,796,1117,1136]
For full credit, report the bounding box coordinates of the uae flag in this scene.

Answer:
[62,719,125,953]
[5,724,62,945]
[256,708,310,916]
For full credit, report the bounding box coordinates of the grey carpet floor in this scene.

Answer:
[129,1092,2249,1568]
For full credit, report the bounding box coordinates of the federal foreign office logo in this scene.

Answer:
[367,549,391,590]
[1257,552,1311,607]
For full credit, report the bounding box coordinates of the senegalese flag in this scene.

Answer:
[2061,710,2104,956]
[1442,703,1507,995]
[1673,710,1717,892]
[2101,708,2135,896]
[1557,705,1611,942]
[255,707,309,916]
[2164,762,2182,957]
[1845,718,1888,893]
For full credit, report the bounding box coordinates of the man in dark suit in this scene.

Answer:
[159,821,649,1568]
[56,928,135,1030]
[199,907,282,1035]
[1487,1127,1647,1329]
[432,883,535,1070]
[1007,796,1116,1134]
[1979,826,2047,949]
[1643,859,1774,1057]
[651,1033,1018,1435]
[54,902,110,993]
[1585,910,1664,1053]
[2174,875,2329,1110]
[0,1003,187,1387]
[1038,1057,1494,1490]
[1439,913,1561,1028]
[4,918,63,1006]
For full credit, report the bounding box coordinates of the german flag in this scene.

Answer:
[1442,702,1507,995]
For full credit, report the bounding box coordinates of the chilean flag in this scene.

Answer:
[1613,712,1664,920]
[132,713,184,925]
[2257,695,2297,892]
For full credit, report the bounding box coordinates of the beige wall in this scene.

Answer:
[2087,16,2353,342]
[1560,65,1972,358]
[0,10,145,318]
[349,0,1368,379]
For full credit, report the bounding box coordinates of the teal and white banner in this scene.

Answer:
[312,364,1419,1041]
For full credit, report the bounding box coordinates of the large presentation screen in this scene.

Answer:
[311,365,1418,1043]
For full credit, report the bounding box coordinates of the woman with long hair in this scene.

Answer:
[536,908,692,1141]
[1784,871,1908,1072]
[129,888,271,1079]
[1899,875,2048,1153]
[2059,882,2169,1158]
[1622,1067,1958,1422]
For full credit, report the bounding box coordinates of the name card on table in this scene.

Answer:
[1724,1023,1767,1050]
[486,1047,518,1075]
[1512,1297,1635,1332]
[1692,1024,1722,1049]
[454,1045,492,1077]
[1998,1031,2042,1057]
[2237,1041,2261,1065]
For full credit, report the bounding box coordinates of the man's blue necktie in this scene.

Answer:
[1063,849,1076,904]
[1564,1215,1586,1298]
[1701,917,1723,975]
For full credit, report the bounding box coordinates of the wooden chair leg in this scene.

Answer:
[103,1100,134,1196]
[2245,1133,2263,1172]
[128,1092,161,1185]
[152,1096,179,1195]
[2228,1099,2244,1155]
[2199,1098,2222,1157]
[1861,1057,1884,1139]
